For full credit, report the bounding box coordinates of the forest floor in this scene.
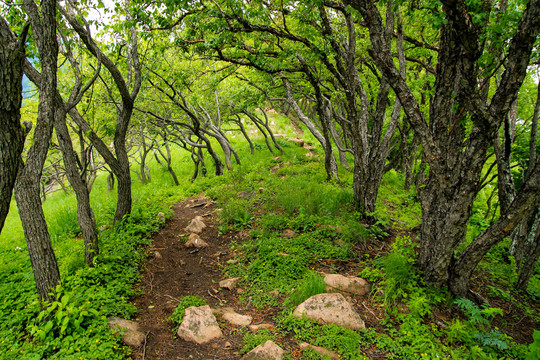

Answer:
[127,193,540,360]
[130,196,244,360]
[128,195,383,360]
[130,194,310,360]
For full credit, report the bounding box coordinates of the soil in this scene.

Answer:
[130,196,251,360]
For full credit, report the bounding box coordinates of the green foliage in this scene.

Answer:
[279,315,367,359]
[526,330,540,360]
[168,296,207,326]
[445,298,523,356]
[219,198,254,227]
[377,236,418,308]
[28,287,99,341]
[0,164,180,359]
[240,329,275,354]
[287,271,326,307]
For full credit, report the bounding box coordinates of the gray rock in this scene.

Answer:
[287,137,305,147]
[323,273,371,296]
[241,340,284,360]
[222,310,252,326]
[219,277,242,290]
[184,216,206,233]
[293,293,365,330]
[248,323,274,333]
[108,317,146,347]
[185,233,209,248]
[281,229,296,238]
[177,305,223,344]
[300,343,340,359]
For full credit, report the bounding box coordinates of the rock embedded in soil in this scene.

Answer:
[281,229,296,238]
[108,317,146,347]
[177,305,223,344]
[185,233,209,248]
[323,273,371,296]
[222,310,252,326]
[293,293,365,330]
[219,277,242,290]
[248,323,274,333]
[300,343,340,359]
[184,216,207,233]
[241,340,284,360]
[287,137,305,147]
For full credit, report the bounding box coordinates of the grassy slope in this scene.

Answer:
[0,112,538,359]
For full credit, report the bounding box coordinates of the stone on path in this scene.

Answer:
[222,309,252,326]
[287,137,305,147]
[108,317,146,347]
[323,273,371,296]
[293,293,365,330]
[300,343,340,360]
[185,233,209,248]
[248,323,274,333]
[177,305,223,344]
[281,229,296,238]
[219,277,242,290]
[241,340,284,360]
[184,216,206,233]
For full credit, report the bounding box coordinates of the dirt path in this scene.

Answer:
[130,196,246,360]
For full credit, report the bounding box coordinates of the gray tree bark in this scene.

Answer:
[0,18,29,234]
[348,0,540,296]
[14,0,61,302]
[60,1,141,223]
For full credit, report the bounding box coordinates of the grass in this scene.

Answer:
[1,109,538,360]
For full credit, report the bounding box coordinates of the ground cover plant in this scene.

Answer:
[203,141,539,359]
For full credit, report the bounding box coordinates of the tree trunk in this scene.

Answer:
[448,161,540,297]
[282,76,338,180]
[54,108,98,266]
[15,0,61,302]
[236,117,255,155]
[15,175,60,302]
[0,18,29,234]
[163,143,179,186]
[510,80,540,267]
[114,161,132,223]
[328,120,350,170]
[259,109,285,153]
[514,217,540,291]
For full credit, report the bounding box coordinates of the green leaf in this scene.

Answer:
[60,317,70,334]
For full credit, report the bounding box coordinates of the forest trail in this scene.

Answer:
[130,196,258,360]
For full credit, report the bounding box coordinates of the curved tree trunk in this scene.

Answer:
[54,108,98,266]
[0,19,29,234]
[236,117,255,155]
[259,109,285,153]
[15,0,61,302]
[448,162,540,297]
